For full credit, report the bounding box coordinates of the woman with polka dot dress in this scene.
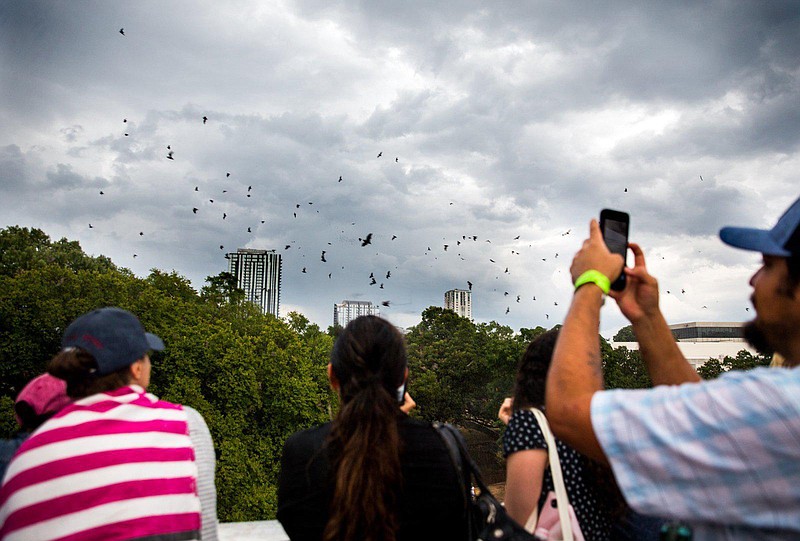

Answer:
[499,328,625,540]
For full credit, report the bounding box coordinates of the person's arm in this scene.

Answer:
[400,392,416,414]
[186,407,218,541]
[504,449,547,528]
[546,219,626,463]
[547,284,608,462]
[497,398,513,425]
[611,243,700,385]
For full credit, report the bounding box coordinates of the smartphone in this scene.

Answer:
[599,209,630,291]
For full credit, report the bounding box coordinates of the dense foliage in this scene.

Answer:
[0,226,768,521]
[0,227,334,521]
[406,307,533,434]
[405,308,659,437]
[696,349,771,379]
[612,324,636,342]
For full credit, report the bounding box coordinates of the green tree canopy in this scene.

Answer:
[0,226,333,521]
[201,271,246,306]
[696,350,771,379]
[612,324,636,342]
[406,307,534,436]
[0,226,117,277]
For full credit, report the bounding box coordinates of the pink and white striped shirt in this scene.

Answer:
[0,385,201,541]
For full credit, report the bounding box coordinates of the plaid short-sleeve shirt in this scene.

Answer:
[591,366,800,540]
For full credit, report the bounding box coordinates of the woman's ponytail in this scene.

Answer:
[323,316,406,541]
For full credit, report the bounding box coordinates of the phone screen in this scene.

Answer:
[600,209,630,291]
[603,218,628,258]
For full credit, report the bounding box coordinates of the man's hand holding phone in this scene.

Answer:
[572,216,662,324]
[609,243,661,324]
[570,219,625,288]
[599,209,629,291]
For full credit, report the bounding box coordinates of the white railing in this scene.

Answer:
[219,520,288,541]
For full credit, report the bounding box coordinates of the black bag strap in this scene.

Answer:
[433,422,471,508]
[434,422,538,541]
[433,422,493,496]
[433,422,481,541]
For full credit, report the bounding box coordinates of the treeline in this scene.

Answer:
[0,226,769,521]
[0,226,334,521]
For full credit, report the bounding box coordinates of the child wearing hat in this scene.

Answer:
[0,373,71,481]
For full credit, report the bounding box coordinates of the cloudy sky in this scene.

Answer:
[2,1,799,336]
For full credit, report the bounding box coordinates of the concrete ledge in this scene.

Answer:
[219,520,288,541]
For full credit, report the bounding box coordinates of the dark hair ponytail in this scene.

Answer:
[324,316,406,541]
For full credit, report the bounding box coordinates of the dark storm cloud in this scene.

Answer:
[308,0,800,167]
[594,3,800,103]
[615,90,800,161]
[46,164,92,189]
[629,178,757,236]
[0,145,26,192]
[2,0,798,331]
[298,1,800,103]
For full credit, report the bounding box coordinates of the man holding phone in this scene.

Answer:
[545,196,800,539]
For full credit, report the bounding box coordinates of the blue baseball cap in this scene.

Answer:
[61,307,164,375]
[720,196,800,257]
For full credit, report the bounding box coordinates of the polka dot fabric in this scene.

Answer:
[503,409,612,540]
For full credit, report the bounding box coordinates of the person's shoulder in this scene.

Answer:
[687,365,800,400]
[506,408,542,433]
[181,405,203,420]
[716,365,798,382]
[283,423,332,454]
[399,416,457,439]
[593,365,800,425]
[400,415,435,430]
[509,408,538,423]
[712,365,800,404]
[288,422,332,438]
[399,416,452,448]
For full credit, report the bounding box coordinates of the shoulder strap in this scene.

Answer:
[434,422,493,495]
[529,408,574,541]
[432,422,476,541]
[432,422,470,508]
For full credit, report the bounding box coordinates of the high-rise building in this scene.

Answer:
[444,289,472,320]
[225,248,282,316]
[334,300,379,328]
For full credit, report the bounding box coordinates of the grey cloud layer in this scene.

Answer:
[1,1,798,332]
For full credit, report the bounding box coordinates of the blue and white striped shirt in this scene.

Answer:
[591,366,800,540]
